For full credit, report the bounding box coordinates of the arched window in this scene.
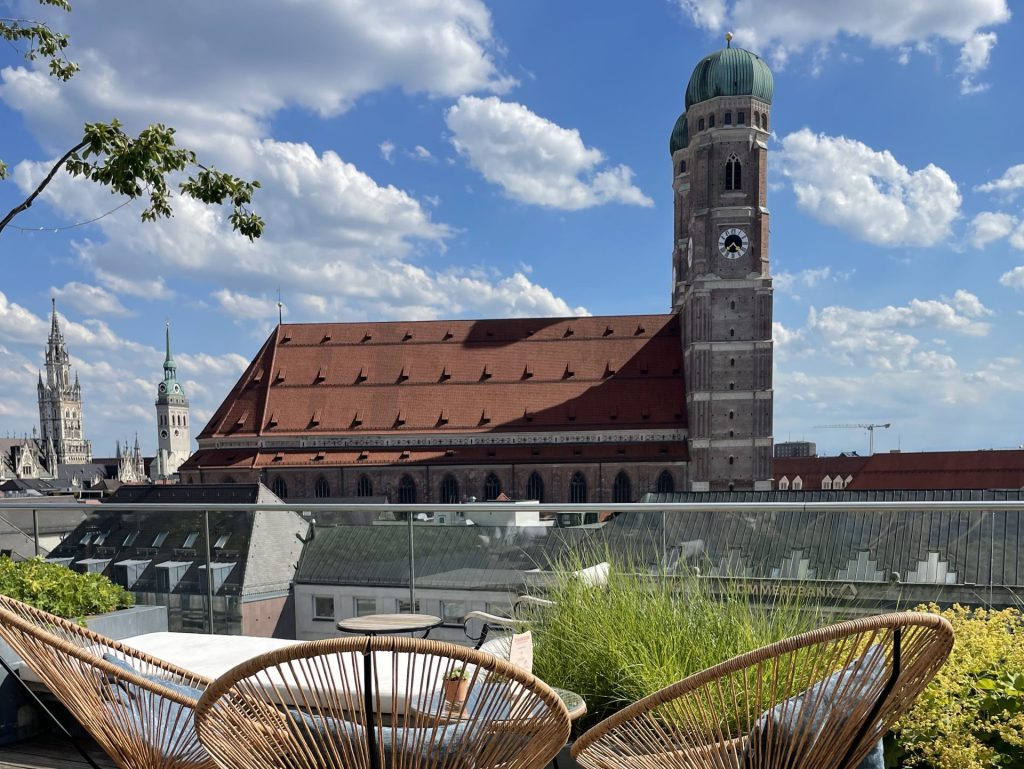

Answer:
[612,471,632,504]
[314,477,330,498]
[483,473,501,500]
[271,476,288,499]
[398,475,417,504]
[356,475,373,497]
[440,474,460,504]
[725,154,741,191]
[724,111,732,125]
[656,470,675,494]
[679,159,686,174]
[698,118,705,131]
[526,472,544,502]
[728,456,735,466]
[569,472,587,503]
[729,410,735,420]
[708,113,715,128]
[762,113,769,131]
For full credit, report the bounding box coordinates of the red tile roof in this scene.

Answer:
[198,314,686,440]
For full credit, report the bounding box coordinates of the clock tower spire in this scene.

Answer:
[153,321,191,480]
[672,42,774,490]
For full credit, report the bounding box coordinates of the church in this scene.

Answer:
[179,41,776,501]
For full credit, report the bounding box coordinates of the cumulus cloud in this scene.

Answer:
[969,211,1017,248]
[674,0,1009,83]
[778,129,961,247]
[976,164,1024,197]
[51,282,132,316]
[1000,266,1024,291]
[774,266,851,299]
[446,96,653,210]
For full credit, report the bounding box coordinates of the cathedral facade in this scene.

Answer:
[180,43,775,499]
[37,300,92,465]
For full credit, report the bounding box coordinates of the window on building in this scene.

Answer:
[440,601,466,624]
[738,111,745,124]
[312,595,335,621]
[656,470,675,494]
[778,477,790,490]
[729,410,735,420]
[612,471,632,504]
[569,472,587,503]
[730,357,736,367]
[122,530,140,547]
[440,474,460,504]
[526,472,544,502]
[152,531,168,548]
[354,597,376,617]
[356,475,373,497]
[398,475,417,504]
[398,599,421,613]
[214,533,230,549]
[679,160,686,174]
[79,531,94,545]
[698,118,705,131]
[821,476,833,490]
[314,476,330,498]
[762,113,769,130]
[725,154,741,191]
[182,532,199,549]
[483,473,501,500]
[792,476,803,490]
[728,456,735,465]
[708,113,715,127]
[724,111,732,124]
[271,476,288,499]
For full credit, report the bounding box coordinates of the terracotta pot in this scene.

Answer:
[442,678,470,710]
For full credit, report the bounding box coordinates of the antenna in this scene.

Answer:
[814,423,892,455]
[277,288,283,326]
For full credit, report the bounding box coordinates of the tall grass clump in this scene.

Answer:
[530,549,822,725]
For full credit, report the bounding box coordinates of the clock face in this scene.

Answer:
[160,429,168,439]
[718,228,749,259]
[158,383,166,393]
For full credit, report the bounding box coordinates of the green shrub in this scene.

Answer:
[892,604,1024,769]
[529,553,821,727]
[0,556,134,619]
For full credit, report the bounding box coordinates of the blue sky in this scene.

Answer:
[1,0,1021,459]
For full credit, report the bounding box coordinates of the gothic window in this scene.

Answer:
[725,154,741,191]
[708,113,715,127]
[730,300,736,310]
[356,475,373,497]
[271,476,288,498]
[398,475,417,504]
[483,473,501,500]
[314,477,330,498]
[698,118,705,131]
[679,160,686,173]
[762,113,769,131]
[724,111,732,124]
[440,474,460,504]
[656,470,675,494]
[738,111,745,124]
[612,471,632,503]
[526,471,544,502]
[569,472,587,503]
[729,410,735,420]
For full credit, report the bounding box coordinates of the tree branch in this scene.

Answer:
[0,138,87,233]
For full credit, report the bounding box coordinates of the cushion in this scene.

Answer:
[101,653,205,700]
[746,646,887,769]
[290,710,472,763]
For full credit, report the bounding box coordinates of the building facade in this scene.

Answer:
[153,324,192,480]
[37,300,92,465]
[181,43,775,498]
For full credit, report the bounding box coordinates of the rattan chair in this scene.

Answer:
[194,635,571,769]
[571,612,953,769]
[0,595,214,769]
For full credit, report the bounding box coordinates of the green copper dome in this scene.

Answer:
[684,46,773,110]
[669,112,689,155]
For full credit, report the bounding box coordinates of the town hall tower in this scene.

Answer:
[37,300,91,465]
[671,37,774,490]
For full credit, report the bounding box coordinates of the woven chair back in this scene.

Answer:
[571,612,953,769]
[194,634,571,769]
[0,595,214,769]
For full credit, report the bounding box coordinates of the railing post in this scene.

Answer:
[204,510,214,634]
[32,509,40,557]
[407,510,416,610]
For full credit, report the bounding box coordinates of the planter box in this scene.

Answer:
[0,605,168,745]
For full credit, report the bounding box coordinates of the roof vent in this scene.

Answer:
[266,412,278,428]
[531,448,540,456]
[273,369,285,383]
[572,448,582,456]
[439,366,451,382]
[523,409,533,422]
[310,409,322,427]
[358,451,368,460]
[486,449,496,457]
[479,410,491,425]
[525,329,535,337]
[445,449,456,457]
[603,326,614,337]
[351,411,362,427]
[603,362,616,378]
[403,330,413,341]
[361,332,372,343]
[272,452,284,463]
[235,410,248,428]
[640,361,649,375]
[562,364,575,379]
[394,411,406,427]
[609,405,619,420]
[397,367,409,383]
[485,329,494,338]
[251,369,264,384]
[355,366,368,383]
[313,451,325,461]
[634,324,646,335]
[566,406,577,421]
[641,405,651,420]
[563,326,574,337]
[480,365,492,381]
[521,365,533,380]
[443,329,454,341]
[314,367,326,383]
[617,448,626,455]
[436,410,449,426]
[320,334,331,344]
[280,333,292,343]
[399,450,410,459]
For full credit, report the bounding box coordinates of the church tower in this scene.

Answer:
[37,300,92,464]
[154,323,191,480]
[672,37,774,490]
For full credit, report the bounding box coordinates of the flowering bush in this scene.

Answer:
[892,604,1024,769]
[0,556,133,619]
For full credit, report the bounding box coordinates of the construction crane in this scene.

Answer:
[814,423,892,455]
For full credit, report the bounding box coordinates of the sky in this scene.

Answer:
[0,0,1022,460]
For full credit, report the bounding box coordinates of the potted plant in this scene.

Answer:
[442,666,471,710]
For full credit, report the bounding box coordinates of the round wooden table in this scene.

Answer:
[336,613,442,637]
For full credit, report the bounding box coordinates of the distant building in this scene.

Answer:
[46,483,308,636]
[774,441,816,459]
[152,323,192,481]
[37,300,91,465]
[0,496,88,558]
[775,449,1024,491]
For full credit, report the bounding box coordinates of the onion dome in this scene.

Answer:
[669,112,689,155]
[684,43,773,110]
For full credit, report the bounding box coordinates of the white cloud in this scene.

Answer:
[957,31,998,94]
[213,290,285,323]
[445,95,653,210]
[969,211,1017,248]
[51,282,132,316]
[379,140,395,163]
[0,291,48,344]
[774,266,850,298]
[976,164,1024,196]
[778,129,961,247]
[949,289,993,318]
[1000,266,1024,291]
[674,0,1009,81]
[412,145,434,161]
